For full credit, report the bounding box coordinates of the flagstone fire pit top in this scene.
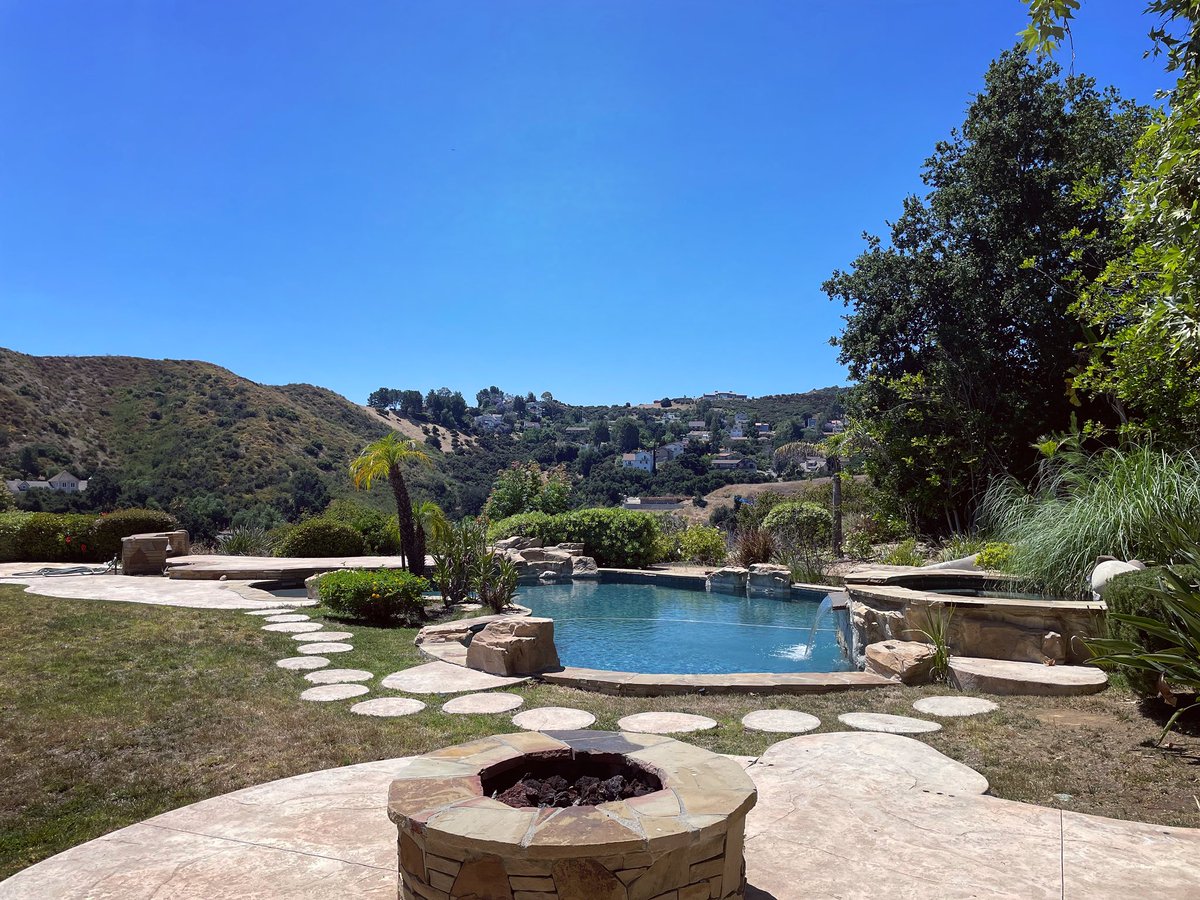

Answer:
[388,730,757,899]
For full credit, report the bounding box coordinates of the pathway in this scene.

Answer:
[4,731,1197,898]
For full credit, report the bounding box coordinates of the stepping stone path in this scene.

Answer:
[442,693,524,715]
[742,709,821,734]
[262,622,323,634]
[512,707,596,731]
[838,712,941,735]
[304,669,374,685]
[263,614,310,623]
[350,697,426,717]
[913,696,998,717]
[297,642,354,655]
[276,656,330,670]
[289,630,354,642]
[617,712,718,734]
[299,683,369,702]
[245,608,299,617]
[380,661,525,694]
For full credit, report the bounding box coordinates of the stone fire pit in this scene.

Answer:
[388,730,756,900]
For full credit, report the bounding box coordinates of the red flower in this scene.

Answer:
[64,536,71,543]
[81,544,87,552]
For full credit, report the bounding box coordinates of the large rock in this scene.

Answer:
[747,563,792,597]
[569,555,599,578]
[949,657,1107,696]
[865,640,937,684]
[494,536,540,551]
[466,617,560,675]
[707,566,748,595]
[121,531,190,576]
[1091,559,1145,599]
[553,542,585,553]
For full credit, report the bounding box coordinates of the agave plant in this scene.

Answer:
[1087,541,1200,743]
[217,526,274,557]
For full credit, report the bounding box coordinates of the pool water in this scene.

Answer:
[518,581,851,675]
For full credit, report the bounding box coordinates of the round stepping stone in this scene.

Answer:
[263,613,310,623]
[512,707,596,731]
[838,712,941,734]
[380,661,525,694]
[290,630,354,642]
[246,608,298,617]
[741,709,821,734]
[299,683,369,702]
[913,696,998,717]
[350,697,426,717]
[948,657,1107,696]
[276,656,330,670]
[442,693,525,715]
[304,669,374,685]
[296,642,354,655]
[618,712,718,734]
[262,622,323,634]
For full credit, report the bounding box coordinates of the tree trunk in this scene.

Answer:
[413,520,427,581]
[829,456,843,558]
[389,466,424,577]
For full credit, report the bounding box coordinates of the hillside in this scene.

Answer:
[0,348,392,523]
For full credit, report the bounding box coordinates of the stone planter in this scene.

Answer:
[388,731,756,900]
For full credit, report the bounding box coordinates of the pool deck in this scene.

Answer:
[4,730,1197,899]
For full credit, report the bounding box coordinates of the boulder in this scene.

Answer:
[747,563,792,596]
[415,620,477,646]
[553,542,585,553]
[494,536,540,551]
[1090,559,1145,600]
[466,617,560,676]
[707,566,748,595]
[569,555,599,578]
[865,640,937,684]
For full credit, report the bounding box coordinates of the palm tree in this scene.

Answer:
[349,434,432,576]
[412,500,449,579]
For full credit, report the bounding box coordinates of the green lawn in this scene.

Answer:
[2,583,1200,881]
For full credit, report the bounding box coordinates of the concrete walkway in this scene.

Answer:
[3,732,1197,898]
[0,565,294,610]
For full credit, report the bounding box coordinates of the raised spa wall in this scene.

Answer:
[842,568,1107,666]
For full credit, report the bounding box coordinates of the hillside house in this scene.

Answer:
[729,425,746,440]
[474,413,507,432]
[654,441,686,466]
[620,450,655,473]
[622,495,687,511]
[824,419,846,434]
[563,426,591,443]
[685,430,712,446]
[6,470,88,494]
[702,391,748,401]
[755,422,771,434]
[734,412,750,425]
[711,452,757,472]
[687,420,706,430]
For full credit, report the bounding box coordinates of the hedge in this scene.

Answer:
[489,508,661,568]
[275,519,365,558]
[1103,564,1200,695]
[316,569,428,625]
[0,509,178,563]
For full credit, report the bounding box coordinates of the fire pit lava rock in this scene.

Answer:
[388,730,756,900]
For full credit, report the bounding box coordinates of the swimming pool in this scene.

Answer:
[518,580,851,675]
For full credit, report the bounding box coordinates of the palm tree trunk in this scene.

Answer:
[389,466,424,576]
[413,519,427,581]
[830,456,843,558]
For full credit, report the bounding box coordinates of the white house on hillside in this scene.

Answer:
[620,450,655,473]
[5,470,88,494]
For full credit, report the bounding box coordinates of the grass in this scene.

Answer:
[4,583,1200,881]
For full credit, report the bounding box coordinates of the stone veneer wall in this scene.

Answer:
[398,816,747,900]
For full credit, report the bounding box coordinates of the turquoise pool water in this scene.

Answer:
[518,581,851,675]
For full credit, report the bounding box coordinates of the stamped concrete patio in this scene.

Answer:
[3,730,1197,899]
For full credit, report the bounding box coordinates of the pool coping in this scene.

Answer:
[415,572,889,697]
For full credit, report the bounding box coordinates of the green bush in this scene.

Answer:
[762,502,832,552]
[679,525,727,565]
[319,500,401,555]
[218,526,275,556]
[0,512,32,562]
[1102,564,1200,695]
[844,529,875,560]
[317,568,429,625]
[11,512,97,562]
[488,508,661,568]
[88,509,178,560]
[276,519,365,558]
[977,541,1016,572]
[882,538,925,567]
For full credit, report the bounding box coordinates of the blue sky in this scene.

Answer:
[0,1,1168,406]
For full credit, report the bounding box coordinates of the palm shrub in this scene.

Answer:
[349,434,432,576]
[317,569,429,626]
[981,445,1200,598]
[1087,542,1200,742]
[431,518,487,606]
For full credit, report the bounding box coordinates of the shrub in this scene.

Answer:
[977,542,1016,572]
[88,509,178,560]
[320,499,401,555]
[14,512,98,562]
[489,508,661,568]
[218,526,275,556]
[762,502,832,552]
[882,538,925,567]
[475,553,519,613]
[432,518,487,606]
[276,519,365,557]
[0,512,32,562]
[732,527,775,567]
[939,533,987,562]
[317,568,429,625]
[844,529,874,560]
[487,512,561,545]
[1101,564,1200,695]
[679,525,727,565]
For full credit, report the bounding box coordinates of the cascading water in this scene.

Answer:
[775,592,835,661]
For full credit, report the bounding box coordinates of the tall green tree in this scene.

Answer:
[824,50,1149,530]
[349,433,432,576]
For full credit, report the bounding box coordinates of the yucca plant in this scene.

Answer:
[475,553,519,613]
[1087,541,1200,744]
[217,526,274,557]
[431,518,486,606]
[909,605,954,683]
[980,444,1200,598]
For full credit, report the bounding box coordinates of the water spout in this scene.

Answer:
[776,593,835,661]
